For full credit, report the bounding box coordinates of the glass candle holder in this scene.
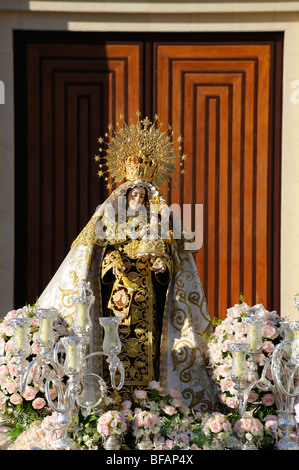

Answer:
[35,308,58,349]
[9,318,32,357]
[228,343,249,382]
[281,321,294,357]
[61,336,86,376]
[99,317,122,356]
[242,315,264,353]
[71,281,94,337]
[289,321,299,364]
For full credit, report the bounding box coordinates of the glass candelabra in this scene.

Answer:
[229,302,299,450]
[8,281,125,450]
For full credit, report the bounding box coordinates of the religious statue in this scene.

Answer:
[37,113,215,411]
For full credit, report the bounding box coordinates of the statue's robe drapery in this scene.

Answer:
[37,181,215,411]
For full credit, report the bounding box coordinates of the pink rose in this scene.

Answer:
[98,422,110,436]
[262,322,277,339]
[172,398,182,408]
[99,411,113,425]
[144,412,159,428]
[6,310,18,319]
[209,420,222,433]
[134,390,147,399]
[0,365,9,377]
[9,363,19,377]
[190,444,200,450]
[262,393,275,406]
[168,388,180,399]
[163,405,176,416]
[10,393,23,405]
[133,413,144,428]
[247,391,259,403]
[31,318,40,327]
[32,397,46,409]
[121,400,132,410]
[165,439,175,449]
[22,387,37,401]
[5,381,18,394]
[149,381,163,391]
[263,341,275,354]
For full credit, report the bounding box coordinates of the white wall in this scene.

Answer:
[0,1,299,319]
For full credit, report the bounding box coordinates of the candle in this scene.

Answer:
[77,303,87,331]
[229,342,249,382]
[41,317,51,343]
[234,350,244,379]
[16,326,25,350]
[248,323,259,351]
[67,344,77,370]
[242,316,264,353]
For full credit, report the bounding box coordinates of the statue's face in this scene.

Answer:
[127,186,146,211]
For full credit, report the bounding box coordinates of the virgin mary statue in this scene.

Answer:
[37,113,215,412]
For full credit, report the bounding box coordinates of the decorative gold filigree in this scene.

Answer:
[95,112,187,189]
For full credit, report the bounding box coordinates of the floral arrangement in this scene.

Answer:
[233,415,265,448]
[72,381,203,450]
[199,412,232,449]
[0,305,71,446]
[0,301,288,451]
[97,409,129,438]
[206,301,282,418]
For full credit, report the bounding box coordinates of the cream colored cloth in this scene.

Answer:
[38,181,215,411]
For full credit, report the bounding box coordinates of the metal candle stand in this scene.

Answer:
[229,300,299,450]
[8,281,125,450]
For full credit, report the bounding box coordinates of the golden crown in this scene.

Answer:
[94,111,187,189]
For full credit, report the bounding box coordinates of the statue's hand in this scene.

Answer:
[113,263,125,278]
[150,257,166,273]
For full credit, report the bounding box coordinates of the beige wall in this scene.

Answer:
[0,1,299,319]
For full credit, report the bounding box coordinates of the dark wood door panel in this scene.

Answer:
[154,41,282,318]
[15,39,143,303]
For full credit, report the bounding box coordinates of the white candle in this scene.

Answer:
[248,323,259,351]
[77,303,87,331]
[41,318,51,343]
[67,344,77,370]
[16,326,24,350]
[234,350,244,379]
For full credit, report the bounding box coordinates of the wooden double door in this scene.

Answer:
[14,31,283,319]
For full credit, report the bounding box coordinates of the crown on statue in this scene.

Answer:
[137,236,166,257]
[124,153,157,183]
[94,111,187,189]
